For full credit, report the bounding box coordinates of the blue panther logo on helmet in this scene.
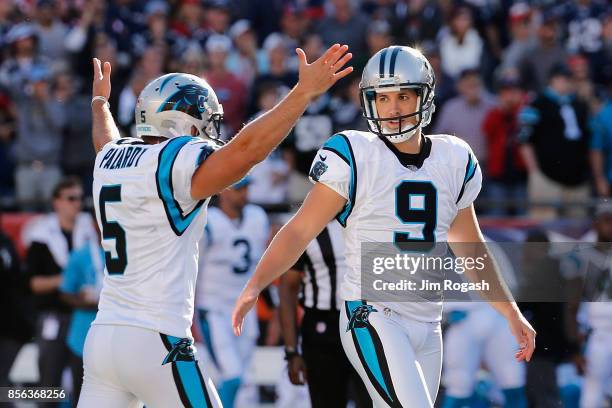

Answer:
[157,84,209,120]
[346,304,378,332]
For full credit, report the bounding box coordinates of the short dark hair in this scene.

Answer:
[52,176,82,199]
[548,63,572,81]
[458,68,481,81]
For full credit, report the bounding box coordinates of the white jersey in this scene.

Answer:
[309,130,482,322]
[92,136,217,338]
[196,205,269,311]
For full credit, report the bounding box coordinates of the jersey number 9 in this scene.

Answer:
[394,181,437,252]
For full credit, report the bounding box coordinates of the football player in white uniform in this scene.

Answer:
[196,177,269,407]
[233,46,535,407]
[441,240,527,407]
[81,44,352,408]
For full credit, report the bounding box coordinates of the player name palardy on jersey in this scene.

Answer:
[98,146,147,170]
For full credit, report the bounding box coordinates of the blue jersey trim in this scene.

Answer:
[456,152,478,205]
[322,134,357,227]
[155,136,205,236]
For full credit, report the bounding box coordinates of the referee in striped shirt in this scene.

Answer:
[279,221,371,408]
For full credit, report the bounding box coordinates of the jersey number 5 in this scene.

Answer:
[394,181,437,252]
[99,185,128,274]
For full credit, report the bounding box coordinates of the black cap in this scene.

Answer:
[548,63,572,80]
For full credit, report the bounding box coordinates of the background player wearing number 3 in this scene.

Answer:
[233,46,536,407]
[80,44,353,408]
[196,177,269,407]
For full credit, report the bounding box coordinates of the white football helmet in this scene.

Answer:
[360,46,436,143]
[135,73,224,140]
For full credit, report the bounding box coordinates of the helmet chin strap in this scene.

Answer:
[386,127,419,143]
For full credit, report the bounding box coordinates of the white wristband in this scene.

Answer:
[91,95,109,108]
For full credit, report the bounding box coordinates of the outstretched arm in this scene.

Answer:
[190,44,353,200]
[232,183,346,335]
[448,205,536,362]
[91,58,120,153]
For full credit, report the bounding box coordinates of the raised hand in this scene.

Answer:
[92,58,112,102]
[295,44,353,100]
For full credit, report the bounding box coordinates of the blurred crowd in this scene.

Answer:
[0,2,611,406]
[0,0,610,217]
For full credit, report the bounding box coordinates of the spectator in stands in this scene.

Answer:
[25,177,96,394]
[248,83,289,207]
[564,0,607,67]
[117,45,164,136]
[256,33,298,88]
[434,69,496,163]
[482,71,528,216]
[590,91,612,197]
[331,75,368,133]
[93,34,130,117]
[59,238,104,407]
[568,53,598,113]
[519,64,591,219]
[0,213,34,387]
[500,2,535,72]
[204,34,247,138]
[105,0,144,65]
[33,0,68,65]
[366,20,392,57]
[354,19,393,71]
[204,0,232,35]
[132,1,185,69]
[64,0,108,93]
[279,5,309,53]
[390,0,443,46]
[57,72,95,197]
[314,0,368,57]
[518,10,567,92]
[251,33,297,116]
[178,42,206,77]
[422,42,456,132]
[238,0,284,43]
[0,24,66,210]
[170,0,207,46]
[438,6,484,80]
[226,19,260,87]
